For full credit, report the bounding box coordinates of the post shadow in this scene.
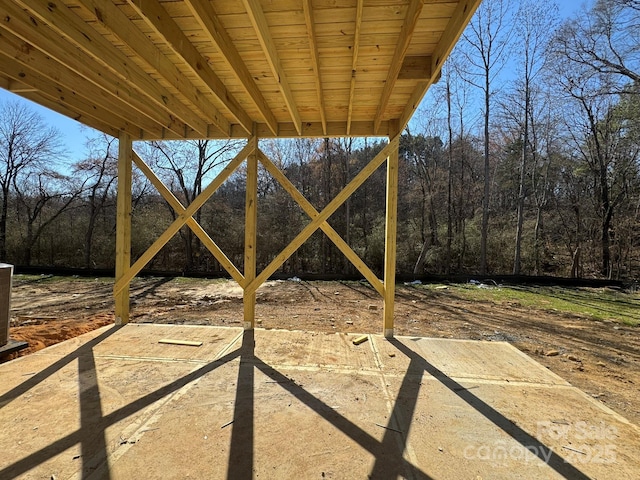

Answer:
[253,349,432,479]
[0,341,242,479]
[227,330,255,479]
[369,346,430,479]
[78,347,110,479]
[0,325,121,409]
[1,329,589,479]
[387,338,592,480]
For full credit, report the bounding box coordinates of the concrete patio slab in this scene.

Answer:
[0,324,638,479]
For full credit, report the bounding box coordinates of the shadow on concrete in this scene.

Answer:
[227,330,255,479]
[0,330,591,479]
[388,338,592,480]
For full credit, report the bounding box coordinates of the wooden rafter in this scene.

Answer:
[1,0,481,140]
[0,2,187,138]
[242,0,302,135]
[183,0,278,136]
[126,0,252,135]
[14,0,208,136]
[347,0,364,135]
[3,79,34,93]
[20,92,120,137]
[77,0,229,136]
[302,0,326,135]
[373,0,425,134]
[0,38,139,138]
[399,0,481,130]
[398,56,433,80]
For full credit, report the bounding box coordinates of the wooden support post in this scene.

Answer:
[244,136,258,330]
[383,127,400,338]
[115,132,132,325]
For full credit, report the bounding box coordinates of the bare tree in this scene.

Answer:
[72,134,118,269]
[508,0,559,274]
[148,139,241,272]
[0,101,65,261]
[460,0,514,274]
[553,0,640,277]
[13,170,78,265]
[555,0,639,91]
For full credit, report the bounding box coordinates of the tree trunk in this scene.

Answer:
[480,76,490,275]
[413,239,429,275]
[513,72,530,275]
[84,203,97,269]
[571,246,581,278]
[602,210,612,278]
[534,204,543,275]
[446,76,453,275]
[0,187,7,262]
[24,221,33,266]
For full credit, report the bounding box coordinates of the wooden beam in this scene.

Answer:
[14,0,207,136]
[245,136,400,295]
[126,0,253,135]
[373,0,425,134]
[244,137,258,329]
[398,56,432,80]
[77,0,229,136]
[114,139,255,296]
[383,123,400,338]
[183,0,278,135]
[131,151,244,285]
[0,2,183,138]
[115,133,132,325]
[0,49,141,138]
[5,79,35,93]
[302,0,326,135]
[347,0,364,135]
[14,91,120,138]
[399,0,482,130]
[231,121,391,140]
[242,0,302,135]
[257,150,384,297]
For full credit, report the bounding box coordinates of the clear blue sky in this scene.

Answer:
[0,0,587,165]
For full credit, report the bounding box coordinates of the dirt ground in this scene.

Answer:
[4,276,640,427]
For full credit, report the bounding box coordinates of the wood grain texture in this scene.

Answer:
[1,0,482,138]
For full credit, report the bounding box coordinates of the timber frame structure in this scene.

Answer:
[0,0,482,337]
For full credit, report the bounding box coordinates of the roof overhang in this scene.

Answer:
[0,0,482,140]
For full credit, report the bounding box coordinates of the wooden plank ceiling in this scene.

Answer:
[0,0,481,140]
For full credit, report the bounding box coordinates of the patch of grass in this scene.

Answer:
[13,274,74,285]
[170,276,228,285]
[13,274,113,284]
[420,283,640,326]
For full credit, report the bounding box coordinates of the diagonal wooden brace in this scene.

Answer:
[131,151,244,285]
[245,135,400,296]
[114,138,255,296]
[257,149,384,297]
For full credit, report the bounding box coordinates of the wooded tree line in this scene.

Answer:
[0,0,638,280]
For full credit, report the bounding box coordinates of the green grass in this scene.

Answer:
[13,274,113,284]
[419,283,640,326]
[170,276,228,285]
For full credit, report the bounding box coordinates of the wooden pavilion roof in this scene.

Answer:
[0,0,481,140]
